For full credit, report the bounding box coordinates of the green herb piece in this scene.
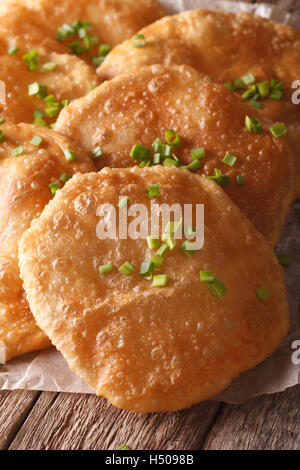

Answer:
[156,244,168,256]
[139,262,154,277]
[147,235,160,250]
[224,81,235,91]
[257,81,270,98]
[256,286,270,301]
[11,146,24,157]
[48,181,60,195]
[269,122,287,138]
[245,115,263,134]
[130,144,151,162]
[236,175,244,186]
[64,149,78,162]
[180,241,197,258]
[0,130,4,143]
[92,145,102,160]
[151,254,164,268]
[146,183,160,198]
[60,173,70,183]
[152,274,169,287]
[8,44,19,56]
[119,261,135,276]
[28,82,47,98]
[222,151,238,167]
[30,135,43,146]
[23,49,38,71]
[234,79,246,90]
[163,157,178,167]
[42,62,57,71]
[206,168,229,187]
[241,72,255,86]
[250,100,262,109]
[277,255,291,268]
[165,129,181,147]
[118,197,130,209]
[99,263,113,275]
[206,278,228,297]
[131,34,146,48]
[191,147,206,160]
[115,445,131,451]
[199,270,214,283]
[187,159,202,172]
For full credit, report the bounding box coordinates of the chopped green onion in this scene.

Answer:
[92,56,103,67]
[23,49,38,71]
[139,160,150,168]
[92,145,102,160]
[161,233,176,251]
[156,244,168,256]
[99,44,112,56]
[56,23,76,41]
[130,144,150,162]
[236,175,244,186]
[245,116,263,134]
[241,72,255,86]
[30,135,43,146]
[60,173,70,183]
[165,129,181,147]
[191,147,205,160]
[187,159,202,172]
[48,181,60,195]
[151,253,164,268]
[139,261,154,277]
[69,41,83,55]
[222,151,238,167]
[64,149,78,162]
[163,157,178,167]
[269,122,287,138]
[199,270,214,283]
[99,263,113,275]
[250,100,262,109]
[206,168,229,187]
[269,89,283,100]
[147,235,160,250]
[118,197,130,209]
[146,183,159,198]
[8,44,19,56]
[180,241,197,258]
[11,146,24,157]
[257,81,270,98]
[234,79,246,90]
[0,130,4,143]
[115,445,131,451]
[224,81,235,91]
[131,34,146,48]
[152,274,169,287]
[242,85,257,101]
[206,278,227,297]
[42,62,57,71]
[28,82,47,98]
[256,286,270,301]
[277,255,291,268]
[0,117,4,124]
[152,153,161,165]
[119,261,135,276]
[34,115,47,127]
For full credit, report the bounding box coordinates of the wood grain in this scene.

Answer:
[203,385,300,450]
[9,392,221,450]
[0,390,40,450]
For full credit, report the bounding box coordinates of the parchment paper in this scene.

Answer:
[0,0,299,404]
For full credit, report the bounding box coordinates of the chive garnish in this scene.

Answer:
[139,262,154,277]
[199,270,214,283]
[222,151,237,167]
[119,261,135,276]
[241,73,255,86]
[152,274,169,287]
[131,34,146,48]
[245,116,263,134]
[206,168,229,187]
[224,81,235,91]
[130,144,151,162]
[151,254,164,268]
[12,146,24,157]
[30,135,43,146]
[146,183,160,198]
[156,244,168,256]
[115,445,131,451]
[48,181,60,195]
[22,49,38,71]
[256,286,270,301]
[187,160,202,172]
[69,41,83,55]
[118,197,130,209]
[60,173,70,183]
[8,44,19,56]
[92,145,102,160]
[0,130,4,143]
[99,263,113,275]
[206,278,228,298]
[236,175,244,186]
[165,129,181,147]
[163,157,178,167]
[277,255,291,268]
[179,241,197,258]
[28,82,47,98]
[146,235,160,250]
[191,147,206,160]
[269,122,287,138]
[64,149,78,162]
[42,62,57,71]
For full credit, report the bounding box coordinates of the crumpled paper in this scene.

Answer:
[0,0,299,404]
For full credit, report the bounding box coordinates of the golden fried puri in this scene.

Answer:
[19,166,290,412]
[0,52,98,125]
[55,65,294,246]
[0,123,96,361]
[0,0,167,57]
[97,9,300,197]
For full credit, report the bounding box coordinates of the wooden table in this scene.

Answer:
[1,0,299,451]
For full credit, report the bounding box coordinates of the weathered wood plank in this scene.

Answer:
[9,392,221,450]
[0,390,40,450]
[203,385,300,450]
